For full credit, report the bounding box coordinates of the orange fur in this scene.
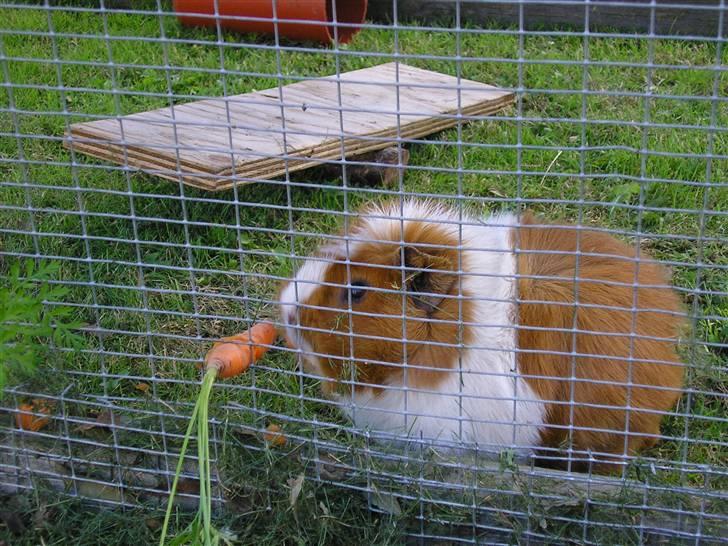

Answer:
[514,212,685,471]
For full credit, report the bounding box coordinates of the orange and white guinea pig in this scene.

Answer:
[279,200,685,471]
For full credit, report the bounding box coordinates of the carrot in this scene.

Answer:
[204,321,277,378]
[160,322,278,545]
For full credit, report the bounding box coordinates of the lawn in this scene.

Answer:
[0,1,726,544]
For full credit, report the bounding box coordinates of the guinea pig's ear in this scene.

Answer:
[402,245,457,314]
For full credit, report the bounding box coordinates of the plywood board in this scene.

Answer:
[65,62,515,191]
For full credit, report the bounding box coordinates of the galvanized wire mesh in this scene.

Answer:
[1,1,726,543]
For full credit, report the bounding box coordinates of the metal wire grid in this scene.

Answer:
[0,1,726,543]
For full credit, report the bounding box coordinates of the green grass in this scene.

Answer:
[1,2,727,544]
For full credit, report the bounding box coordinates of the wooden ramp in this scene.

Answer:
[65,63,514,191]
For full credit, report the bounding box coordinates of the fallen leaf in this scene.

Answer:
[134,382,150,394]
[288,473,305,508]
[370,485,402,516]
[319,501,329,517]
[145,517,161,530]
[263,423,287,448]
[15,399,52,432]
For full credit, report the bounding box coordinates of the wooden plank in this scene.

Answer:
[367,0,727,38]
[72,107,297,167]
[67,141,221,190]
[68,92,512,185]
[213,97,515,179]
[212,93,513,181]
[69,63,510,181]
[213,99,514,190]
[66,93,513,191]
[66,62,515,191]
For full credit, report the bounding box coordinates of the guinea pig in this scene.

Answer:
[279,199,685,472]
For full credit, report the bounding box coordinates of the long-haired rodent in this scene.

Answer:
[279,200,685,472]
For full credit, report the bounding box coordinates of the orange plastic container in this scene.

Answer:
[173,0,368,44]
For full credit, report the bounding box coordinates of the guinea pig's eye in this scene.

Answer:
[345,281,368,304]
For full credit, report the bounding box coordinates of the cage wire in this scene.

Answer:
[0,0,727,544]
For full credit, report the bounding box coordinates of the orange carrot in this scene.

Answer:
[16,399,52,432]
[204,321,277,378]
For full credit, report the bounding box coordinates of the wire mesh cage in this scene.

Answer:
[1,1,726,544]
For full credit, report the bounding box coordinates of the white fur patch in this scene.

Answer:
[280,257,331,310]
[279,253,333,364]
